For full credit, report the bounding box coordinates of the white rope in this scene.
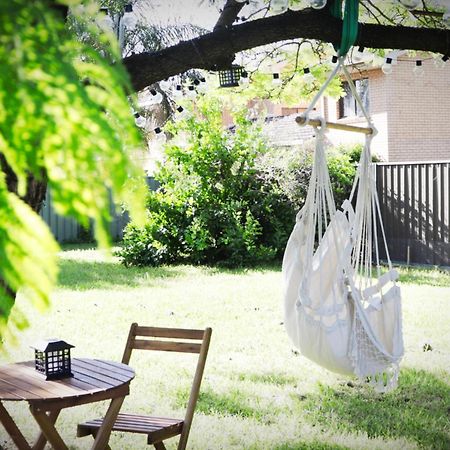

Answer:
[300,58,345,123]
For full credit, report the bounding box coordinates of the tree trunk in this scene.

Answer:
[0,154,47,214]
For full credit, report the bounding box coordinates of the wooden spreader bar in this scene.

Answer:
[296,116,374,135]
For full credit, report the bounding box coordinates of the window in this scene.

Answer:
[338,78,369,118]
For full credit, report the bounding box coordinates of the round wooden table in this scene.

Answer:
[0,358,134,450]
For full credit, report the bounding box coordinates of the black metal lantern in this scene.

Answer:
[218,65,243,87]
[32,339,74,380]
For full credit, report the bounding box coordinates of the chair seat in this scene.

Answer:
[78,413,184,444]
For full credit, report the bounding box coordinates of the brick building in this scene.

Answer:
[236,57,450,163]
[322,57,450,162]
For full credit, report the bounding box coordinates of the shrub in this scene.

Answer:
[119,99,295,267]
[256,141,364,210]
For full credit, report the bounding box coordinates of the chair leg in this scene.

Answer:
[90,430,112,450]
[154,442,167,450]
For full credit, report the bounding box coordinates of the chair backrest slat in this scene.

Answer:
[135,326,204,340]
[133,339,201,354]
[120,322,212,450]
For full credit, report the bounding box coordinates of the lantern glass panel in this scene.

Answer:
[218,66,243,87]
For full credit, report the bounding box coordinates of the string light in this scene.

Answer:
[159,78,172,90]
[309,0,327,9]
[435,54,449,68]
[413,60,424,76]
[98,7,114,32]
[154,127,166,143]
[121,4,136,28]
[149,88,163,104]
[173,84,183,98]
[272,73,282,85]
[381,57,393,74]
[271,0,289,14]
[329,55,339,67]
[187,85,197,98]
[302,67,315,84]
[353,46,366,63]
[239,70,250,85]
[134,112,146,128]
[175,105,187,119]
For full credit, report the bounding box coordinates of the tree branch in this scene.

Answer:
[123,7,450,91]
[214,0,246,31]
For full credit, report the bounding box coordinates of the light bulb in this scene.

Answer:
[121,13,136,29]
[187,85,197,98]
[173,85,183,98]
[271,0,289,14]
[329,55,338,67]
[443,9,450,28]
[134,113,146,128]
[239,71,250,85]
[197,77,208,93]
[397,0,420,10]
[154,127,166,143]
[272,73,282,85]
[120,3,136,40]
[353,46,365,63]
[309,0,327,9]
[413,60,424,77]
[302,67,315,84]
[98,10,114,32]
[150,89,163,104]
[175,105,187,119]
[159,79,171,90]
[435,55,449,68]
[381,57,393,74]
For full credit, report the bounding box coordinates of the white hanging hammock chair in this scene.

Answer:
[283,60,404,391]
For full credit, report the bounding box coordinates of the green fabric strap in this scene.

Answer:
[329,0,359,56]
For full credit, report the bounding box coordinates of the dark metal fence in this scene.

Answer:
[40,177,158,243]
[376,161,450,266]
[41,167,449,267]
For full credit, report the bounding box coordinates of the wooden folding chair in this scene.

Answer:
[77,323,212,450]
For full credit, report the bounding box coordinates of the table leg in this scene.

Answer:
[0,401,31,450]
[31,410,60,450]
[30,407,68,450]
[91,396,125,450]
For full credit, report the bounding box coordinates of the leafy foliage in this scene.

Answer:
[119,98,296,267]
[0,0,146,340]
[257,141,365,211]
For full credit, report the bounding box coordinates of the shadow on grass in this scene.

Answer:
[297,368,450,449]
[235,372,298,387]
[175,387,270,422]
[57,259,186,290]
[397,266,450,287]
[57,251,281,290]
[271,443,348,450]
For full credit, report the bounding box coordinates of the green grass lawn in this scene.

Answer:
[1,247,449,450]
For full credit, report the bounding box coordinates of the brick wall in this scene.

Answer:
[325,59,450,162]
[385,58,450,162]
